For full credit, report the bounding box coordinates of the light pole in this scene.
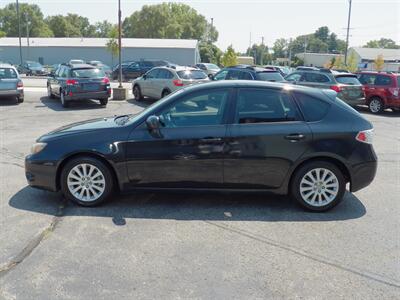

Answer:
[25,12,30,60]
[344,0,353,64]
[16,0,23,65]
[118,0,122,88]
[260,36,264,66]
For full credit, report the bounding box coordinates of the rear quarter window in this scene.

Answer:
[257,72,285,82]
[335,75,361,85]
[294,92,330,122]
[0,68,17,79]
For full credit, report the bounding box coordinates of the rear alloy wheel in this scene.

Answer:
[133,85,143,101]
[61,157,113,206]
[60,91,68,108]
[291,161,345,211]
[368,97,384,114]
[161,90,170,98]
[99,98,108,106]
[17,96,24,103]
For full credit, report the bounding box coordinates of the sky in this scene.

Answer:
[2,0,399,52]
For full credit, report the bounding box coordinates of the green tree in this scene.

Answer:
[106,26,119,67]
[246,43,268,65]
[46,15,80,37]
[221,45,237,67]
[199,42,222,65]
[122,3,217,42]
[272,38,288,59]
[94,21,114,38]
[65,14,95,37]
[314,26,329,43]
[364,38,399,49]
[346,52,358,72]
[0,3,52,37]
[0,30,6,38]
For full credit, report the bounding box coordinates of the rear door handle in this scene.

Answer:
[285,134,305,141]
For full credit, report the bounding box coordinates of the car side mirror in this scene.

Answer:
[208,74,214,80]
[146,115,163,138]
[142,74,147,80]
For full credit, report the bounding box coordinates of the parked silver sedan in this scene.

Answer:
[132,66,209,100]
[0,64,24,103]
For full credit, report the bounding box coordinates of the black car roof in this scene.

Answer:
[69,63,96,69]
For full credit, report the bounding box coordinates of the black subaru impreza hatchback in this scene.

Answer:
[25,81,377,211]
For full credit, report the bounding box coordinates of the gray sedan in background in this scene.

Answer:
[0,64,24,103]
[132,66,209,100]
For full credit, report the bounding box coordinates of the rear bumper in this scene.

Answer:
[25,155,58,192]
[64,90,110,101]
[0,89,24,98]
[350,161,377,192]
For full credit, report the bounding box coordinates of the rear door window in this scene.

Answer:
[358,74,376,85]
[375,75,393,86]
[226,70,241,80]
[235,88,301,124]
[146,69,160,79]
[239,71,253,80]
[294,92,330,122]
[335,75,361,85]
[303,73,330,83]
[285,72,302,82]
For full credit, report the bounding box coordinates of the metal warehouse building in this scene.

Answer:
[0,37,200,66]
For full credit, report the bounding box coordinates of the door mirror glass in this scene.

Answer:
[145,115,161,130]
[208,73,214,80]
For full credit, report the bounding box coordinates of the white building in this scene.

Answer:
[348,47,400,72]
[0,37,200,66]
[295,53,344,68]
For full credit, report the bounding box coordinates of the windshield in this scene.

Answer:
[27,62,42,68]
[335,75,361,85]
[71,68,105,78]
[257,72,285,82]
[204,63,220,70]
[177,70,208,80]
[0,68,17,79]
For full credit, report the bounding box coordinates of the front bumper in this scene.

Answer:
[341,97,366,107]
[25,155,58,192]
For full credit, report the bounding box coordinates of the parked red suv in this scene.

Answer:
[357,71,400,114]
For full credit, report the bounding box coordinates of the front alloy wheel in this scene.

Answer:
[292,161,345,211]
[61,157,113,206]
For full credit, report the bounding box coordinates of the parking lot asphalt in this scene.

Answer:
[0,90,399,299]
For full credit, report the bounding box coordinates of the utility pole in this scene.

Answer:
[288,38,292,67]
[209,18,214,43]
[16,0,23,65]
[303,36,307,65]
[118,0,122,88]
[261,36,265,66]
[344,0,353,64]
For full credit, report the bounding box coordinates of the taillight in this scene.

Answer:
[356,129,374,144]
[389,87,399,97]
[66,79,78,85]
[330,85,342,93]
[102,77,110,84]
[17,81,23,88]
[173,79,184,86]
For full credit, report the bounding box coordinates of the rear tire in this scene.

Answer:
[17,96,24,103]
[161,89,170,98]
[368,97,384,114]
[60,156,114,207]
[99,98,108,106]
[291,161,346,212]
[60,91,68,108]
[133,85,143,101]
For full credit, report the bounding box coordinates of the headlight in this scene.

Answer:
[31,142,47,154]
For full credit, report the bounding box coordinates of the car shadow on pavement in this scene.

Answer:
[40,96,106,111]
[9,186,366,223]
[126,98,154,108]
[0,97,20,106]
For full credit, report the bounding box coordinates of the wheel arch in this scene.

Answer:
[288,156,352,192]
[56,152,120,192]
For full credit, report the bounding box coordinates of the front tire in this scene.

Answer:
[133,85,143,101]
[99,98,108,106]
[60,157,114,206]
[368,97,384,114]
[17,96,24,103]
[47,85,55,99]
[291,161,346,212]
[60,91,68,108]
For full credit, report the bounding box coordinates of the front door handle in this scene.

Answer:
[285,134,305,141]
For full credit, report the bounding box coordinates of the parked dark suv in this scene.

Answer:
[47,63,111,108]
[112,60,173,81]
[26,81,377,212]
[212,65,285,82]
[285,69,365,106]
[356,71,400,114]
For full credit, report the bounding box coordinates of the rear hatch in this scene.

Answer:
[256,71,285,82]
[70,68,109,94]
[177,70,209,85]
[335,74,364,101]
[0,68,18,90]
